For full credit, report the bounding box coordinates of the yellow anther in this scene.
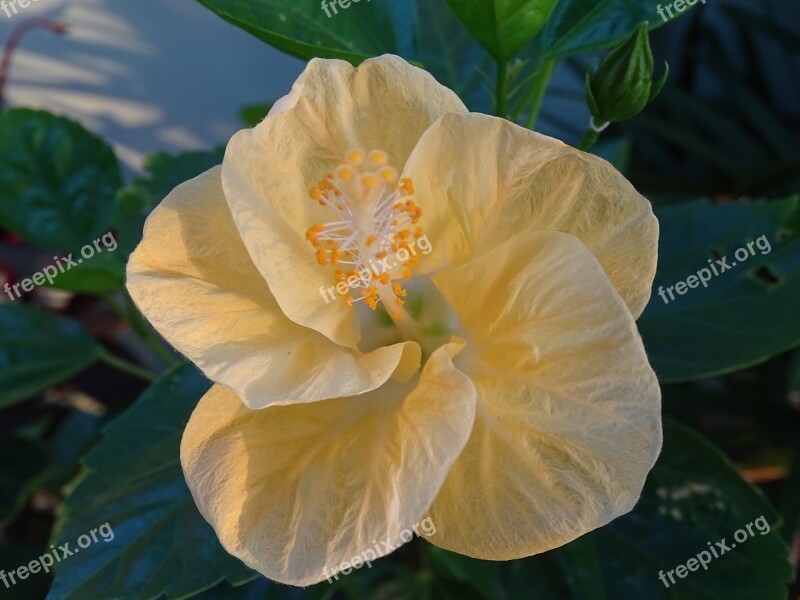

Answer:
[378,273,390,284]
[378,165,398,183]
[305,224,325,241]
[361,173,380,189]
[365,235,378,247]
[403,268,412,279]
[392,283,407,297]
[347,149,364,165]
[337,165,355,181]
[346,296,355,307]
[396,298,405,306]
[414,226,424,238]
[399,178,415,195]
[375,251,388,259]
[369,149,388,166]
[392,311,401,318]
[309,187,323,201]
[316,249,328,266]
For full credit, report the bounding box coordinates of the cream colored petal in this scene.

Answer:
[181,343,477,587]
[404,112,658,317]
[126,167,419,409]
[222,55,467,347]
[423,230,661,559]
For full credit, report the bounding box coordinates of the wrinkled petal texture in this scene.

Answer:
[180,344,477,586]
[126,167,419,409]
[404,112,658,317]
[222,55,468,347]
[424,230,661,559]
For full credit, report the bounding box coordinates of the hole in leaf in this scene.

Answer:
[751,265,782,286]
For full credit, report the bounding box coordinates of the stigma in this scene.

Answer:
[305,149,424,318]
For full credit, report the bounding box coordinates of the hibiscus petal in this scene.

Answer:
[222,55,467,347]
[424,230,661,559]
[403,112,658,317]
[180,343,477,586]
[126,166,419,408]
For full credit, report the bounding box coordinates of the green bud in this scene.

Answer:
[585,22,669,124]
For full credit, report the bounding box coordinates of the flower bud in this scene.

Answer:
[585,23,668,124]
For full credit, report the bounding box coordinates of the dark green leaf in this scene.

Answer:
[444,0,558,62]
[415,0,494,112]
[47,365,255,600]
[0,436,49,526]
[640,196,800,382]
[195,0,417,64]
[0,109,121,251]
[537,0,682,58]
[42,249,126,294]
[0,304,101,409]
[583,419,793,599]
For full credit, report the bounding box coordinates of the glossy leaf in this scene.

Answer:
[47,365,256,600]
[537,0,683,58]
[0,109,121,251]
[639,196,800,382]
[0,304,101,409]
[195,0,417,64]
[444,0,559,62]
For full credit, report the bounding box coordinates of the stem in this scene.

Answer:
[578,118,609,152]
[524,59,557,130]
[98,349,156,383]
[495,60,508,119]
[0,19,68,108]
[578,128,601,152]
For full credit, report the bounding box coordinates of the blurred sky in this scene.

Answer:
[1,0,305,172]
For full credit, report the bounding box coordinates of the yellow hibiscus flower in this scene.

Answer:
[126,54,661,587]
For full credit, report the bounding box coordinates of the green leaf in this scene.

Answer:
[639,196,800,383]
[444,0,558,62]
[0,108,121,251]
[195,0,417,64]
[0,436,49,526]
[415,0,495,112]
[47,365,256,600]
[581,419,793,599]
[0,304,101,409]
[42,249,126,294]
[114,147,225,256]
[537,0,682,58]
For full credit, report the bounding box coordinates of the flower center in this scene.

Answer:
[305,149,424,323]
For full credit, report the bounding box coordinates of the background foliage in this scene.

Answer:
[0,0,798,598]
